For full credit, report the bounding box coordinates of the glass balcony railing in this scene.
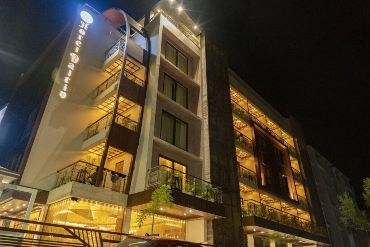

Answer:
[105,38,125,59]
[146,165,223,204]
[298,195,308,208]
[123,70,145,87]
[234,129,253,149]
[292,167,303,184]
[85,113,139,141]
[238,165,257,184]
[242,199,326,236]
[55,160,128,193]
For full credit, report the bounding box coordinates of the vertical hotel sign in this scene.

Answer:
[59,11,94,99]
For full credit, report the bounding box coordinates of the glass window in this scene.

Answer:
[163,74,188,108]
[279,173,290,195]
[165,43,177,65]
[274,146,284,164]
[177,52,188,74]
[161,111,187,151]
[165,43,188,74]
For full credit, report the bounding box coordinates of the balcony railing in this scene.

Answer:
[234,129,253,149]
[94,72,120,98]
[55,160,128,193]
[292,167,303,184]
[105,38,125,59]
[238,165,257,184]
[231,100,249,120]
[298,195,308,208]
[123,70,145,87]
[146,165,223,204]
[85,113,139,141]
[242,199,326,236]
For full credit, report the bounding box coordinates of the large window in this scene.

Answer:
[165,42,188,74]
[161,111,187,150]
[163,74,188,108]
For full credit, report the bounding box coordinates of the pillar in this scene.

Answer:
[123,208,132,234]
[270,241,276,247]
[247,234,254,247]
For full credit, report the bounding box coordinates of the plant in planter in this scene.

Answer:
[184,180,194,195]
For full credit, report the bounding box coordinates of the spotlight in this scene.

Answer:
[178,6,183,11]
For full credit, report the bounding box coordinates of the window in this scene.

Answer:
[165,42,188,74]
[274,146,284,165]
[161,111,187,150]
[159,156,187,190]
[256,134,267,152]
[163,74,188,108]
[262,164,272,186]
[279,173,290,195]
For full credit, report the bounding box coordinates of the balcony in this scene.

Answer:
[242,199,326,236]
[85,112,139,141]
[292,167,303,184]
[54,160,128,193]
[298,195,308,208]
[238,164,257,185]
[146,165,222,204]
[234,129,253,150]
[231,99,249,122]
[105,38,125,60]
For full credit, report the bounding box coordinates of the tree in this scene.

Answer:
[137,184,174,235]
[263,233,297,246]
[338,178,370,231]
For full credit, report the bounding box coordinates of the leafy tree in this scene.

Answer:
[339,178,370,231]
[137,184,174,235]
[263,233,297,246]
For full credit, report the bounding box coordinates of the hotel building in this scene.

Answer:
[0,1,331,246]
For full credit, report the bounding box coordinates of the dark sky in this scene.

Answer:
[1,0,370,208]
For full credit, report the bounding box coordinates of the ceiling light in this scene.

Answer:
[253,229,256,231]
[16,206,19,209]
[10,209,13,211]
[23,204,26,207]
[157,9,161,13]
[194,25,198,29]
[3,212,6,214]
[189,210,192,212]
[184,213,186,215]
[8,204,11,206]
[2,207,4,209]
[261,231,265,233]
[160,208,163,210]
[178,6,183,11]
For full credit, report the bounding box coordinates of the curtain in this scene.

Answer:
[161,112,174,144]
[177,52,188,74]
[176,83,187,108]
[175,119,187,150]
[166,44,177,65]
[163,75,174,99]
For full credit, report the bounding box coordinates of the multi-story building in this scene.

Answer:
[0,1,330,246]
[305,145,369,247]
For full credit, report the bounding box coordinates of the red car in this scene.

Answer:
[117,235,204,247]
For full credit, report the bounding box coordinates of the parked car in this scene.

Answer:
[117,235,203,247]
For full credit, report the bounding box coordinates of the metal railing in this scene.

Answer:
[55,160,128,193]
[292,167,303,184]
[298,195,308,208]
[231,100,249,120]
[123,70,145,87]
[0,215,128,247]
[85,113,139,141]
[156,10,200,47]
[234,129,253,149]
[105,38,125,59]
[94,72,120,98]
[238,165,257,184]
[242,199,326,236]
[146,165,223,204]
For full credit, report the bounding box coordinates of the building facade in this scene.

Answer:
[306,146,369,247]
[0,1,333,246]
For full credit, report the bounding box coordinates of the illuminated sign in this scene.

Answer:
[59,11,93,99]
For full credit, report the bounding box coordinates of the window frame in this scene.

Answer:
[160,110,188,151]
[165,42,188,74]
[159,155,188,174]
[163,73,188,109]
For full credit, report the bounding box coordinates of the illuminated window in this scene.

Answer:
[163,74,188,108]
[161,111,187,150]
[165,43,188,74]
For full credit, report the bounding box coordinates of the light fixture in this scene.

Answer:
[8,204,11,206]
[2,207,4,209]
[10,209,13,211]
[253,229,256,231]
[189,210,192,213]
[160,207,163,210]
[16,206,19,209]
[184,213,186,215]
[194,25,198,29]
[157,9,161,13]
[80,11,93,24]
[261,231,265,233]
[23,204,26,207]
[178,6,183,11]
[3,212,7,214]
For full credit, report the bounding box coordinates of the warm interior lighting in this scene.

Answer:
[261,231,265,233]
[194,25,198,29]
[178,6,183,11]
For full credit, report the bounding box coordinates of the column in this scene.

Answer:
[123,208,132,234]
[287,243,293,247]
[270,241,276,247]
[246,234,254,247]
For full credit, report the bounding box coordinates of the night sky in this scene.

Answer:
[1,0,370,208]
